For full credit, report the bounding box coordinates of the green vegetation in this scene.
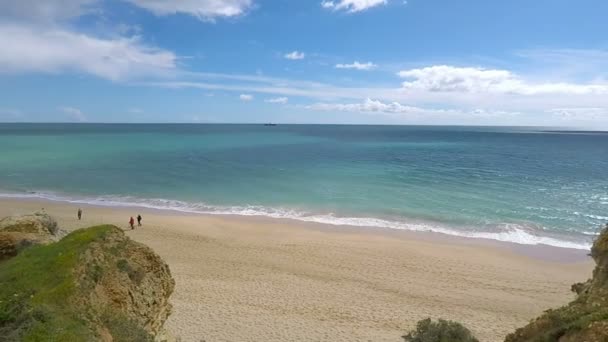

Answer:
[511,307,608,341]
[0,225,149,341]
[0,214,175,342]
[505,225,608,341]
[402,318,479,342]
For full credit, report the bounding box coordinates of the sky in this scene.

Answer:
[0,0,607,128]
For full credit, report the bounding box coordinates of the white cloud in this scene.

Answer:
[307,98,521,120]
[141,58,608,127]
[145,79,385,100]
[265,97,288,104]
[0,0,253,23]
[335,61,377,71]
[239,94,254,101]
[60,106,87,122]
[308,98,422,114]
[145,68,608,111]
[0,0,98,22]
[123,0,253,20]
[146,71,397,100]
[0,23,177,81]
[547,107,608,120]
[284,51,305,60]
[398,65,608,95]
[321,0,387,13]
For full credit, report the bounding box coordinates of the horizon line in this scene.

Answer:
[0,121,595,130]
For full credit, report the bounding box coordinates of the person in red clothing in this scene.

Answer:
[129,216,135,230]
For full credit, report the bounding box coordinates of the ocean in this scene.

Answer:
[1,123,606,249]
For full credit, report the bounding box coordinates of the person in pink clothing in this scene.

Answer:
[129,216,135,230]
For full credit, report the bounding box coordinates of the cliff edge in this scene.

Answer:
[0,224,175,341]
[505,224,608,342]
[0,212,60,261]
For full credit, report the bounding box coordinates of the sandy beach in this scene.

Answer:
[0,198,594,341]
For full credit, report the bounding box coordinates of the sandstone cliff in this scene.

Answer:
[0,212,60,261]
[0,224,175,341]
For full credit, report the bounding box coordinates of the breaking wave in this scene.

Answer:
[0,190,593,250]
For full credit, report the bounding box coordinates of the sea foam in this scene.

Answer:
[0,191,593,250]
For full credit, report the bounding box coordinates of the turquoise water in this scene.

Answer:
[1,123,607,249]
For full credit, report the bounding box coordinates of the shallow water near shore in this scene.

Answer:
[1,123,607,249]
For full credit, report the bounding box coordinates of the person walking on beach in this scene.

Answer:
[137,214,142,226]
[129,216,135,230]
[77,208,82,220]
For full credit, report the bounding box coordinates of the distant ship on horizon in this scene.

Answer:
[264,123,277,126]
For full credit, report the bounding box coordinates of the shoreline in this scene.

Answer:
[0,198,595,341]
[0,192,594,252]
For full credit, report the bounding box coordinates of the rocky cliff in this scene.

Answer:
[0,223,175,341]
[76,226,175,340]
[0,212,60,261]
[505,224,608,342]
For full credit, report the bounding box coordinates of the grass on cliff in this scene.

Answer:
[0,225,146,341]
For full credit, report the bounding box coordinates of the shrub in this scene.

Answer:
[402,318,479,342]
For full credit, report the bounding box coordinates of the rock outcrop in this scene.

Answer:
[0,212,60,261]
[75,226,175,339]
[505,224,608,342]
[0,224,175,341]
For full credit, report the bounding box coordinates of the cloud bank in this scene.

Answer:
[307,98,522,122]
[398,65,608,95]
[0,24,177,81]
[309,98,422,114]
[0,0,98,22]
[0,0,253,22]
[124,0,254,20]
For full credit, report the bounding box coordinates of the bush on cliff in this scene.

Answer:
[0,224,174,341]
[402,318,479,342]
[505,224,608,342]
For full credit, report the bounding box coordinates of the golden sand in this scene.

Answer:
[0,199,593,341]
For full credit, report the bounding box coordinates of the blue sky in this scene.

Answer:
[0,0,607,127]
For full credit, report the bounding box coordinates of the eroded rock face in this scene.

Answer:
[74,226,175,340]
[0,212,59,236]
[0,234,19,261]
[505,224,608,342]
[0,212,59,261]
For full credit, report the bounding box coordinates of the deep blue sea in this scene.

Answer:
[1,123,607,249]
